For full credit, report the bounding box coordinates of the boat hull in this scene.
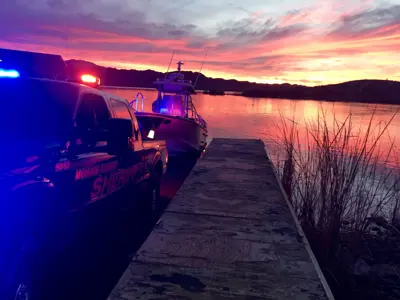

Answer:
[135,112,208,157]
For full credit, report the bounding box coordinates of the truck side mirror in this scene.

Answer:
[107,118,133,155]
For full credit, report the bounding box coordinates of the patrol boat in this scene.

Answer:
[132,61,208,157]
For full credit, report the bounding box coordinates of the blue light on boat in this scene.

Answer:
[0,69,20,78]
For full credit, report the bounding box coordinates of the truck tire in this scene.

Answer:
[2,187,62,300]
[5,236,40,300]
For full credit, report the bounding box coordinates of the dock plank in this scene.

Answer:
[108,138,334,300]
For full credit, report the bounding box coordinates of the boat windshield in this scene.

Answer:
[157,94,186,117]
[0,79,76,143]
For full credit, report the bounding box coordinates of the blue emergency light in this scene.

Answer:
[0,68,20,78]
[0,48,67,80]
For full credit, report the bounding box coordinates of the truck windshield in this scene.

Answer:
[0,79,77,144]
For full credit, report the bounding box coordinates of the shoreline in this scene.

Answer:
[101,86,400,107]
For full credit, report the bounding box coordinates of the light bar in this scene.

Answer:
[81,74,99,84]
[0,68,20,78]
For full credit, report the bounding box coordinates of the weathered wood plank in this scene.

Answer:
[151,212,298,244]
[110,261,328,300]
[108,138,334,300]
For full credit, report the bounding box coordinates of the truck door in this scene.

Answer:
[59,93,119,211]
[109,99,146,192]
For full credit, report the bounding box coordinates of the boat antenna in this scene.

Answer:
[164,52,175,79]
[194,51,208,88]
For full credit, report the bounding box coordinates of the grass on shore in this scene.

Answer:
[274,107,400,299]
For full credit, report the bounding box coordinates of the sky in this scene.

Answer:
[0,0,399,86]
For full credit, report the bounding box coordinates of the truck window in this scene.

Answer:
[75,94,110,146]
[110,99,139,141]
[110,99,132,120]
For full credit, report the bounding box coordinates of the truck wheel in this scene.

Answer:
[3,188,61,300]
[5,236,41,300]
[8,269,33,300]
[12,283,30,300]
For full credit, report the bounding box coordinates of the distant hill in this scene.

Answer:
[66,60,400,105]
[241,80,400,105]
[65,59,268,91]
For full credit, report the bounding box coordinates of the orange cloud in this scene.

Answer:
[0,1,399,86]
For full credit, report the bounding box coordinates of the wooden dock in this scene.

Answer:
[108,138,334,300]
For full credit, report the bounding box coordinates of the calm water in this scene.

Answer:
[104,88,400,168]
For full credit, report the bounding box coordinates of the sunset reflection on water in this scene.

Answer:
[105,88,400,168]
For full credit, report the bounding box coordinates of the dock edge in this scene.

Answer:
[264,142,335,300]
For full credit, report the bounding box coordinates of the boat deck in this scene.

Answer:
[108,138,334,299]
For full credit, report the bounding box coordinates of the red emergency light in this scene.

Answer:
[81,74,100,86]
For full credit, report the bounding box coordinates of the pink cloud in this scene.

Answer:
[0,1,399,85]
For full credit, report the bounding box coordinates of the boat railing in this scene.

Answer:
[130,92,144,111]
[188,108,207,129]
[185,93,207,128]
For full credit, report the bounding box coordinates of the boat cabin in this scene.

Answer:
[132,61,207,129]
[151,62,196,119]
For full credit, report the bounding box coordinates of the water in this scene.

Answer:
[104,87,400,167]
